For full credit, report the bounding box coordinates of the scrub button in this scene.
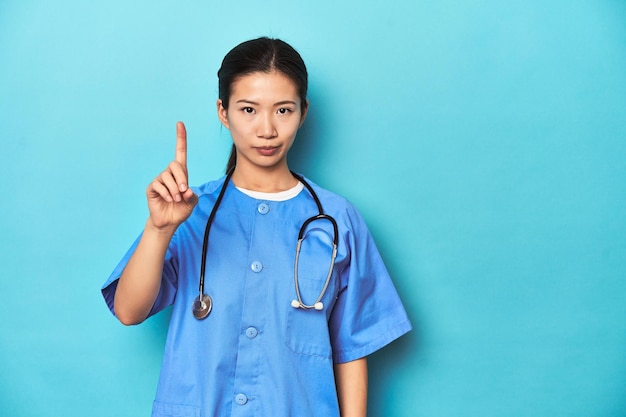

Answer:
[235,393,248,405]
[257,203,270,214]
[251,261,263,273]
[245,327,258,339]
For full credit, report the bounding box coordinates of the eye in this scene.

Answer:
[277,108,293,115]
[242,107,255,114]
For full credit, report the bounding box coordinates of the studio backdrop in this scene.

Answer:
[1,1,625,416]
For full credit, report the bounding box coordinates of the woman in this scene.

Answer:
[102,37,411,417]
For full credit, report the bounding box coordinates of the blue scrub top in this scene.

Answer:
[102,175,411,417]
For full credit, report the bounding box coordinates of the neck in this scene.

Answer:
[231,163,298,192]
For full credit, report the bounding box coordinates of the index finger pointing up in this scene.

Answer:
[175,121,188,167]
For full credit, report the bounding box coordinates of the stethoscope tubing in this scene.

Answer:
[198,169,234,299]
[293,238,337,309]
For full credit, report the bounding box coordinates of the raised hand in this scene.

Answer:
[146,121,199,230]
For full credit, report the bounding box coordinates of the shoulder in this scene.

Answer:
[180,176,231,224]
[298,175,365,227]
[192,175,228,198]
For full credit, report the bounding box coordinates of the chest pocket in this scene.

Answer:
[152,401,200,417]
[284,226,338,358]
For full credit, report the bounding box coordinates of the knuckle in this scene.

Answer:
[148,178,160,191]
[160,170,172,182]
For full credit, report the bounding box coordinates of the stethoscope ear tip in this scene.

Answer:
[290,299,324,311]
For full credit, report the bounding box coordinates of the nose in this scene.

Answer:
[257,113,277,139]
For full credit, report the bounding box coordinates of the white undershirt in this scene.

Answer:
[236,182,304,202]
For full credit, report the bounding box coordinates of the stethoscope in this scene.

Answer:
[192,170,339,320]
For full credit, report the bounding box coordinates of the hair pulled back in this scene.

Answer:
[217,37,308,173]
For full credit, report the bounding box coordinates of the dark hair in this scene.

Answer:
[217,37,308,173]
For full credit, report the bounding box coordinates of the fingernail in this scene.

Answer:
[174,194,182,202]
[179,183,187,192]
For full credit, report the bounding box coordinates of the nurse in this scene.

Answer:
[102,37,411,417]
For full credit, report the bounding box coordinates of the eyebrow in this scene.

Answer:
[235,99,298,106]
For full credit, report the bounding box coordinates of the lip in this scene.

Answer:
[255,146,280,156]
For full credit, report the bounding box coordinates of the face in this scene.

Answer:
[217,70,308,174]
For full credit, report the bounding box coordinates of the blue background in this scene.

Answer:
[1,1,625,416]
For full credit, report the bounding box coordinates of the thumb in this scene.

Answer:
[182,188,198,208]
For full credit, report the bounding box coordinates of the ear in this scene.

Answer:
[298,99,309,128]
[216,99,230,129]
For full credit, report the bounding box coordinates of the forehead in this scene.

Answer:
[230,71,299,102]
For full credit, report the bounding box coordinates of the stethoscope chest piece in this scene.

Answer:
[192,294,213,319]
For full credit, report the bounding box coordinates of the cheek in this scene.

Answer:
[227,119,250,137]
[282,118,302,135]
[230,128,247,144]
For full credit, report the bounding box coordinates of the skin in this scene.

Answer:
[113,70,366,417]
[335,358,368,417]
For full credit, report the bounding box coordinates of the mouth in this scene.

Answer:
[255,146,280,156]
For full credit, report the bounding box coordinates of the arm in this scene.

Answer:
[334,357,368,417]
[113,122,198,325]
[113,220,176,325]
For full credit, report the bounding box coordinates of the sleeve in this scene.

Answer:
[329,205,412,363]
[100,232,180,319]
